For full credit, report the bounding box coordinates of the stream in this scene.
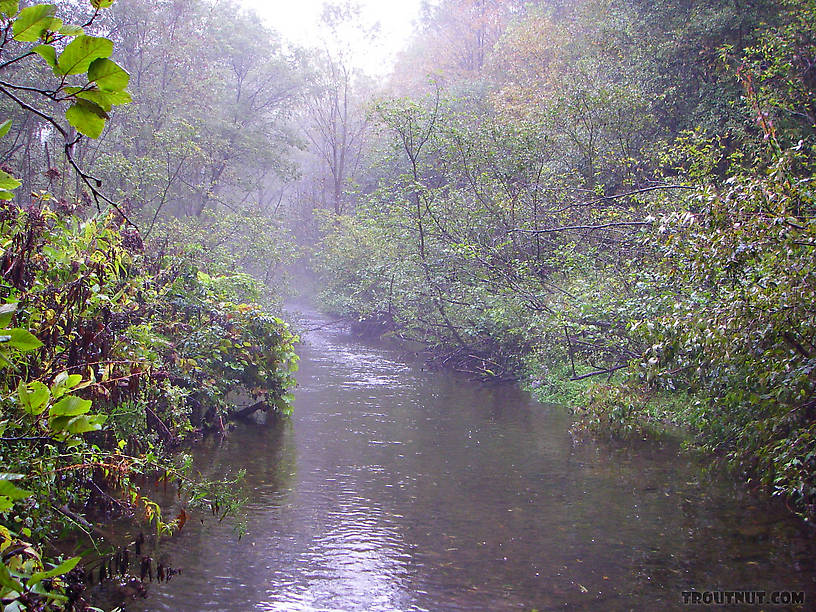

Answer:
[129,306,815,611]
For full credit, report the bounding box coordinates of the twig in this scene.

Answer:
[0,82,140,231]
[570,363,629,381]
[550,184,695,213]
[510,221,652,235]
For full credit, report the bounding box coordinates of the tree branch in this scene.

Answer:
[570,363,629,381]
[510,221,652,235]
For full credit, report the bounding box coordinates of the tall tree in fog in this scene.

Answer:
[303,52,369,215]
[392,0,527,89]
[97,0,303,221]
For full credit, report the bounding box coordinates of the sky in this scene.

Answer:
[238,0,426,75]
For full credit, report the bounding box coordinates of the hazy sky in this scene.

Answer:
[238,0,425,75]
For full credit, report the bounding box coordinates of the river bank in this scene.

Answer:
[127,306,815,611]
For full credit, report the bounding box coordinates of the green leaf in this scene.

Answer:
[90,0,114,7]
[0,561,23,593]
[32,44,57,70]
[65,99,107,138]
[48,372,83,397]
[0,479,34,500]
[1,328,43,351]
[76,88,131,112]
[58,24,83,36]
[88,57,129,92]
[18,380,50,415]
[0,119,12,139]
[65,374,82,388]
[0,170,21,191]
[50,371,76,398]
[0,1,19,19]
[12,4,56,42]
[0,190,15,201]
[49,395,91,417]
[51,414,106,435]
[0,496,12,512]
[28,557,81,588]
[56,34,112,75]
[0,303,16,328]
[45,17,62,32]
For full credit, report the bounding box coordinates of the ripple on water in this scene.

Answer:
[126,309,816,612]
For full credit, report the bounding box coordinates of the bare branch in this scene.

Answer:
[570,363,629,381]
[510,221,652,235]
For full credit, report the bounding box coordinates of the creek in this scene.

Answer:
[131,306,815,611]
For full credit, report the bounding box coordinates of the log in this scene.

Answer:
[231,400,269,421]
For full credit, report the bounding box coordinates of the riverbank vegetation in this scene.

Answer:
[310,0,816,522]
[0,1,299,609]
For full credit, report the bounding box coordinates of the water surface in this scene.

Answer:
[133,308,815,611]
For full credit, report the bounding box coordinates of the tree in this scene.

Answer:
[391,0,526,91]
[302,51,370,215]
[88,0,303,222]
[0,0,133,219]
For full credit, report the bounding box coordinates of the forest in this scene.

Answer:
[0,0,814,609]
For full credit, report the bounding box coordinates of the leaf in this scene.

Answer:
[18,380,50,415]
[0,190,14,201]
[56,34,112,75]
[0,169,21,191]
[58,24,83,36]
[65,99,107,138]
[0,479,34,500]
[0,561,23,594]
[32,44,57,70]
[0,1,18,19]
[51,414,106,435]
[49,395,91,417]
[12,4,56,42]
[88,57,129,92]
[0,303,16,328]
[65,374,82,388]
[90,0,114,7]
[76,88,131,112]
[27,557,81,588]
[0,119,12,139]
[1,328,43,351]
[51,371,79,398]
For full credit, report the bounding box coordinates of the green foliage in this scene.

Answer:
[83,0,304,221]
[0,199,297,609]
[0,1,303,608]
[149,210,300,305]
[613,0,816,519]
[1,2,131,139]
[11,4,57,42]
[314,0,816,521]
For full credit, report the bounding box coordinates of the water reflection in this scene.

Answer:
[132,307,815,611]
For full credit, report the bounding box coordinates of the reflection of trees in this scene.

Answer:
[187,419,297,518]
[143,420,297,565]
[136,324,816,610]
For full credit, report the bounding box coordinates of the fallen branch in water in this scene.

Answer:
[230,400,269,420]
